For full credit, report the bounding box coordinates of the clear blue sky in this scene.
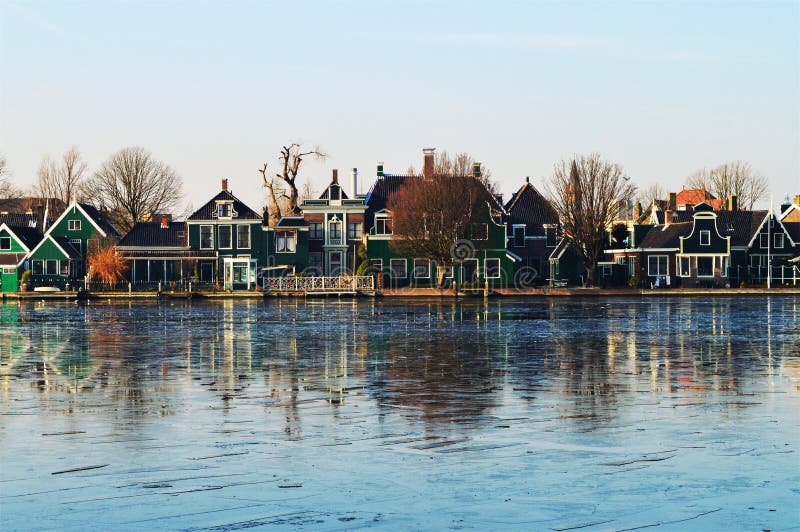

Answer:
[2,0,798,211]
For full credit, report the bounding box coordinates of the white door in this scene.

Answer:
[328,251,343,276]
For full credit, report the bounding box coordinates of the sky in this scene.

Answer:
[1,0,798,212]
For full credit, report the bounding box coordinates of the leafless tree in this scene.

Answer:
[259,143,326,226]
[35,146,88,205]
[0,154,22,199]
[547,153,636,287]
[83,147,184,233]
[388,160,496,287]
[635,183,665,208]
[434,150,496,193]
[299,181,319,204]
[685,161,768,210]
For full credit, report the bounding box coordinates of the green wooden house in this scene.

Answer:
[262,217,310,276]
[0,224,43,292]
[46,202,120,262]
[25,234,82,289]
[186,179,267,290]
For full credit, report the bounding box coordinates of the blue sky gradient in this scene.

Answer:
[2,0,798,210]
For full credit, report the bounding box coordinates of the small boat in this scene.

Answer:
[33,287,62,293]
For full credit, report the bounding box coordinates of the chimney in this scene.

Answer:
[376,162,384,177]
[422,147,436,179]
[664,209,673,225]
[35,204,44,234]
[332,169,338,183]
[794,195,800,207]
[161,215,169,229]
[350,168,358,197]
[472,162,482,179]
[727,194,737,211]
[668,192,676,211]
[525,176,530,184]
[633,202,642,220]
[222,178,228,191]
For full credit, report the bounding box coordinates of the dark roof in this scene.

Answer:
[78,203,120,237]
[0,213,37,228]
[188,190,262,221]
[5,225,44,250]
[275,217,308,228]
[638,222,692,249]
[319,181,348,200]
[504,181,558,236]
[783,222,800,243]
[118,222,188,248]
[0,197,67,218]
[715,210,767,247]
[51,236,81,259]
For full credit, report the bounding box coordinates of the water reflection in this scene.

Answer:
[1,297,798,434]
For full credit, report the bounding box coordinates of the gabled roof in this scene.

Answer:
[0,224,44,251]
[638,222,692,249]
[28,233,81,260]
[188,190,262,221]
[274,217,308,228]
[783,222,800,244]
[0,213,42,229]
[504,180,558,236]
[319,180,348,200]
[118,221,188,248]
[79,203,120,237]
[676,188,715,207]
[716,210,768,247]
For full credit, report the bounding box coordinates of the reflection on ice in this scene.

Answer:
[1,297,798,530]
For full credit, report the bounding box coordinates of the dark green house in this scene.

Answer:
[0,224,43,292]
[26,234,82,289]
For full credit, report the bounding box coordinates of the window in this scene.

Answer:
[330,184,340,201]
[513,226,525,248]
[679,256,691,277]
[369,259,382,273]
[697,256,713,277]
[217,203,232,218]
[751,255,766,268]
[60,260,69,276]
[616,256,626,265]
[276,230,296,252]
[69,239,82,255]
[413,259,430,278]
[721,256,729,277]
[443,265,453,278]
[647,255,668,277]
[329,221,342,241]
[32,260,43,275]
[68,219,81,231]
[309,223,323,239]
[628,257,637,278]
[774,233,784,249]
[760,233,769,248]
[0,237,10,250]
[545,225,557,247]
[700,230,710,246]
[390,258,407,279]
[237,225,250,249]
[46,260,58,275]
[375,216,391,235]
[484,258,501,279]
[200,225,214,249]
[218,225,232,249]
[347,222,362,240]
[471,223,488,240]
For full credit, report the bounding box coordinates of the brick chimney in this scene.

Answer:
[633,202,642,220]
[222,178,228,191]
[727,194,737,211]
[35,204,44,234]
[794,195,800,206]
[472,162,482,179]
[668,192,677,211]
[664,209,673,225]
[332,169,338,183]
[422,148,436,179]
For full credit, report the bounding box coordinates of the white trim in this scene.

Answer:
[199,224,214,249]
[505,250,522,262]
[47,202,108,238]
[647,254,669,277]
[27,234,73,260]
[412,258,431,279]
[484,258,501,279]
[217,224,233,249]
[0,223,32,252]
[389,258,407,278]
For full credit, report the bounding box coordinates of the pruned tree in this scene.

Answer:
[87,246,129,286]
[83,147,184,233]
[547,153,636,287]
[387,166,495,288]
[0,154,22,199]
[35,147,88,205]
[685,161,768,210]
[259,143,326,226]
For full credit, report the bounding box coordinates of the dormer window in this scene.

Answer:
[375,213,391,235]
[700,230,710,246]
[330,184,340,201]
[218,203,232,219]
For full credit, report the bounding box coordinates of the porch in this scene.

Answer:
[264,275,375,296]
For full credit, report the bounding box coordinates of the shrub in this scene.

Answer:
[627,276,638,288]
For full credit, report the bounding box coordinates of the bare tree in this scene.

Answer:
[547,153,636,287]
[434,150,496,193]
[635,183,665,208]
[83,147,184,233]
[0,154,22,199]
[299,181,319,204]
[388,158,496,287]
[685,161,768,209]
[259,143,326,226]
[35,146,88,205]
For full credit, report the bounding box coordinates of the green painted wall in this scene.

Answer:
[188,222,269,264]
[48,205,103,255]
[264,228,309,272]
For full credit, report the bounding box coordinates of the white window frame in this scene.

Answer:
[68,219,81,231]
[375,215,391,235]
[309,222,323,240]
[721,256,729,277]
[413,258,430,279]
[217,224,233,249]
[32,260,43,275]
[513,225,525,248]
[347,222,362,240]
[679,256,691,277]
[615,256,626,265]
[45,259,58,275]
[751,255,766,268]
[0,237,10,250]
[700,230,710,246]
[390,258,407,279]
[200,225,214,249]
[276,230,297,253]
[369,258,383,273]
[237,225,251,249]
[696,256,715,278]
[217,202,232,219]
[760,233,769,249]
[484,258,501,279]
[774,233,784,249]
[69,239,82,255]
[647,255,668,277]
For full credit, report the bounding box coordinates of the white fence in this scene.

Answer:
[265,276,374,293]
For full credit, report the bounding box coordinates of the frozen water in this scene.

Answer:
[1,297,798,530]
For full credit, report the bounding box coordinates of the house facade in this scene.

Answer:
[0,224,42,292]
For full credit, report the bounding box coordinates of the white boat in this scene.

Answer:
[33,287,62,293]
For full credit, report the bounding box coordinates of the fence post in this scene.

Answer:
[128,282,132,294]
[158,281,162,293]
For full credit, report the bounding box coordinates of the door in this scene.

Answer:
[462,258,479,285]
[328,251,343,276]
[200,262,214,283]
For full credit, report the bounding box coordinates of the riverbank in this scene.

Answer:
[4,286,800,301]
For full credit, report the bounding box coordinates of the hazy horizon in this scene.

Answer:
[2,1,798,213]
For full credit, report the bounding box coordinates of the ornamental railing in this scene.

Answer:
[265,275,374,292]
